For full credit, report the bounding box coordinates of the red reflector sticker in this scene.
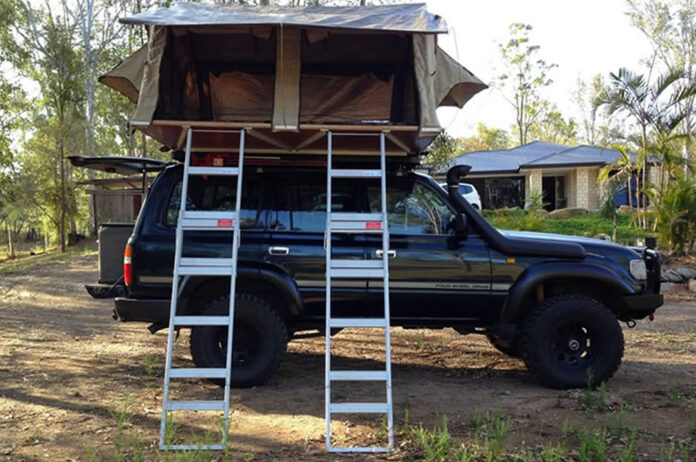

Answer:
[366,221,382,229]
[217,219,234,227]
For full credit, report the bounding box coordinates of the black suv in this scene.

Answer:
[107,160,662,389]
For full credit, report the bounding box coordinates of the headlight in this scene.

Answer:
[629,259,647,280]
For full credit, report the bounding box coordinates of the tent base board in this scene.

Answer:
[134,120,426,156]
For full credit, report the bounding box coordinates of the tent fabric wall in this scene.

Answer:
[98,45,148,104]
[412,34,488,135]
[301,74,394,123]
[132,26,167,125]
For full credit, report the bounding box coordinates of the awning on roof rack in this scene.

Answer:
[101,3,487,155]
[68,156,170,175]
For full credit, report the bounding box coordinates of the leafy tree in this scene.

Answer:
[526,105,578,145]
[497,23,557,146]
[596,65,696,229]
[422,133,462,173]
[460,123,512,153]
[627,0,696,171]
[10,0,86,251]
[573,74,623,146]
[647,171,696,254]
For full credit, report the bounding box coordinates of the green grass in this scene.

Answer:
[483,211,648,245]
[0,243,97,275]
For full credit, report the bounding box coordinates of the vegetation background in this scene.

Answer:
[0,0,694,258]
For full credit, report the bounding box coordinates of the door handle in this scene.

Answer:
[376,249,396,258]
[268,246,290,256]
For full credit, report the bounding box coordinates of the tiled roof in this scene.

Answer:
[448,141,652,175]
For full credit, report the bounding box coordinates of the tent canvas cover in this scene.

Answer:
[101,3,487,155]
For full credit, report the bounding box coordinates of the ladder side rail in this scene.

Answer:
[222,129,245,445]
[159,126,193,449]
[379,131,394,449]
[324,130,333,452]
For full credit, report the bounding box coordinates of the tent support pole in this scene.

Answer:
[293,130,327,151]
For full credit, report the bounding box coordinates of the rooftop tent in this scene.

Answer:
[101,3,487,155]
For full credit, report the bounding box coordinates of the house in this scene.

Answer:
[447,141,660,211]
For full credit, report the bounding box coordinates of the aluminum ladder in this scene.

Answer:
[159,127,245,450]
[324,131,394,453]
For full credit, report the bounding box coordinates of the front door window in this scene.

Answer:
[367,181,455,235]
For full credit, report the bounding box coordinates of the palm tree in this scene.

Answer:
[596,63,696,229]
[599,146,635,211]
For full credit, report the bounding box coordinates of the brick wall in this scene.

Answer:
[570,167,601,210]
[567,171,577,208]
[525,169,543,208]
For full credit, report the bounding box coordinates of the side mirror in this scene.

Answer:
[453,213,468,238]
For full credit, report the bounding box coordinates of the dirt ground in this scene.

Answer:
[1,253,695,461]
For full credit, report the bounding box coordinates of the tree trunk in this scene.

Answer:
[6,222,14,259]
[59,139,66,253]
[140,132,147,158]
[642,163,647,230]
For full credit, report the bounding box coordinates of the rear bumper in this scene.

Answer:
[85,283,126,299]
[114,297,170,323]
[623,293,663,318]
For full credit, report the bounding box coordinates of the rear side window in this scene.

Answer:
[165,176,266,229]
[459,184,473,195]
[269,176,358,232]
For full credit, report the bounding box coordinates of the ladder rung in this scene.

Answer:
[330,213,384,234]
[330,259,383,269]
[188,166,239,176]
[169,368,227,379]
[178,266,234,276]
[329,370,387,381]
[329,403,389,414]
[330,226,384,234]
[161,444,225,451]
[165,400,226,411]
[180,257,233,267]
[182,211,237,221]
[328,447,390,453]
[330,169,382,178]
[172,316,231,326]
[331,212,383,222]
[330,268,385,278]
[329,318,387,328]
[180,211,237,230]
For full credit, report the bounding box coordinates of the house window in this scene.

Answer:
[476,177,524,209]
[542,176,567,211]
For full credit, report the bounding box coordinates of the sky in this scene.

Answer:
[426,0,654,138]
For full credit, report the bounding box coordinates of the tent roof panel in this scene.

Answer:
[120,3,447,33]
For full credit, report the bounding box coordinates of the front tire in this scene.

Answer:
[189,293,287,388]
[486,333,522,358]
[522,295,624,389]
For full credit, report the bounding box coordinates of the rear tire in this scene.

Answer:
[522,295,623,389]
[189,293,287,388]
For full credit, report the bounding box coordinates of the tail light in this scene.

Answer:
[123,244,133,286]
